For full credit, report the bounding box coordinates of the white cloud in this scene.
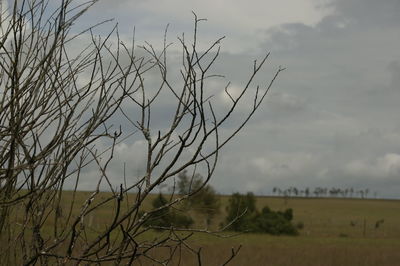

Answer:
[218,83,244,105]
[345,154,400,179]
[251,152,319,177]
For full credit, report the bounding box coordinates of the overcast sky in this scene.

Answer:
[73,0,400,198]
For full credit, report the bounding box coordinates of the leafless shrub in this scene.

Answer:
[0,1,283,264]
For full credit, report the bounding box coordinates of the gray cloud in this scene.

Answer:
[63,0,400,198]
[208,0,400,197]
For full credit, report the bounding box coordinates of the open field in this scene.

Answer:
[7,192,400,265]
[142,195,400,265]
[56,192,400,237]
[236,196,400,238]
[192,196,400,265]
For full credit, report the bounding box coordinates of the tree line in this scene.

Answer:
[272,186,378,199]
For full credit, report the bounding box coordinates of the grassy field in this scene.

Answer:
[81,193,400,265]
[240,196,400,238]
[8,192,400,265]
[193,195,400,265]
[165,195,400,265]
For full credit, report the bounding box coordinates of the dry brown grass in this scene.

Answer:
[6,192,400,265]
[126,235,400,266]
[131,195,400,265]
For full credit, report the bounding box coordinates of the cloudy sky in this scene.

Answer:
[72,0,400,198]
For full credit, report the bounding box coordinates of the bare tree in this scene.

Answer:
[0,1,283,264]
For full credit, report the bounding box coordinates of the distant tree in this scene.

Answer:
[177,170,203,195]
[365,188,370,199]
[192,185,221,226]
[305,188,310,197]
[144,194,171,228]
[329,187,341,197]
[252,207,298,235]
[292,187,299,197]
[225,192,257,232]
[144,194,194,229]
[225,192,298,235]
[176,171,220,226]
